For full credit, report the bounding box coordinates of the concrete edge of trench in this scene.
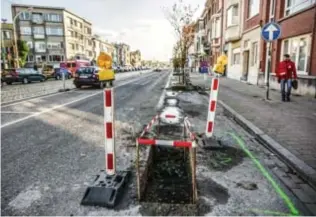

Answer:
[218,99,316,191]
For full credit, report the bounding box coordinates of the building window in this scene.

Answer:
[46,27,63,36]
[45,13,62,22]
[33,27,45,39]
[227,5,239,27]
[47,42,62,49]
[19,11,31,20]
[26,41,33,49]
[69,43,75,50]
[67,17,72,25]
[27,55,34,62]
[284,0,316,16]
[2,31,11,39]
[49,55,64,62]
[251,42,258,66]
[281,34,311,74]
[20,26,32,35]
[248,0,260,18]
[76,44,79,50]
[231,47,241,65]
[211,18,221,39]
[35,41,46,52]
[35,55,46,62]
[32,13,43,24]
[68,30,73,37]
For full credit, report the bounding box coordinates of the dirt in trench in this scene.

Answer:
[142,146,193,204]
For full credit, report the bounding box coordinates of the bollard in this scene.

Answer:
[81,87,130,208]
[62,71,66,91]
[205,77,219,138]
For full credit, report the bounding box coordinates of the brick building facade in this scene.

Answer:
[196,0,316,96]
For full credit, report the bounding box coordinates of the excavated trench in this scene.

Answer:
[142,145,193,204]
[141,124,194,205]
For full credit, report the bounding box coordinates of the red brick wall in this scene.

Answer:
[311,32,316,76]
[270,6,316,75]
[278,7,315,39]
[259,0,271,72]
[243,0,262,32]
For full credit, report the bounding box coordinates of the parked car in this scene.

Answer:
[54,68,72,80]
[2,68,46,84]
[73,66,114,88]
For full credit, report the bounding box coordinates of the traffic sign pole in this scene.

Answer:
[261,21,281,100]
[265,42,272,100]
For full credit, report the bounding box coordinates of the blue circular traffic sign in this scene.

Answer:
[261,22,281,42]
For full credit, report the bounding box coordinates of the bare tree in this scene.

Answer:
[164,0,198,84]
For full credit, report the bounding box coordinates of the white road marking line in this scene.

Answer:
[1,111,37,114]
[0,75,156,128]
[156,72,172,110]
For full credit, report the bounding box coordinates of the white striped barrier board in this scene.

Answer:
[205,77,219,137]
[138,115,196,148]
[104,88,116,175]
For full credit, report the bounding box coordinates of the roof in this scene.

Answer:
[11,4,92,24]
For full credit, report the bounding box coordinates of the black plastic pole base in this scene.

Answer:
[81,170,130,208]
[201,134,222,149]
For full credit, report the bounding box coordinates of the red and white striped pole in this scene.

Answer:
[104,88,115,175]
[205,77,219,137]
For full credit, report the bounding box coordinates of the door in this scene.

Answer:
[242,51,249,81]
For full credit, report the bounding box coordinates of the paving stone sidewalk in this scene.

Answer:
[189,73,316,171]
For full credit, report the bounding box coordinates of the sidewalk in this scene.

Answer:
[190,73,316,186]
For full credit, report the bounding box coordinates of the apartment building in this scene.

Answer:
[130,50,141,67]
[116,43,130,66]
[11,4,93,66]
[223,0,244,80]
[260,0,316,95]
[1,22,16,68]
[63,10,92,60]
[12,4,66,65]
[92,35,115,61]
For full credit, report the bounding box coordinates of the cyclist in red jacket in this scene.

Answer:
[277,54,297,101]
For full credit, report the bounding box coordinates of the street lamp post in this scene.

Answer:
[12,7,33,68]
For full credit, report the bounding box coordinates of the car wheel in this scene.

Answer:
[75,84,81,89]
[68,75,72,79]
[40,77,45,82]
[6,82,12,85]
[56,75,61,80]
[23,77,29,84]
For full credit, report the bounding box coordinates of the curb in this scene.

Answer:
[218,99,316,190]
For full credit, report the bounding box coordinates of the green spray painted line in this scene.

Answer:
[228,132,300,216]
[250,208,293,216]
[220,157,232,164]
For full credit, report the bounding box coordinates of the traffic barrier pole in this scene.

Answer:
[137,138,193,148]
[205,77,219,137]
[140,114,159,137]
[104,88,115,175]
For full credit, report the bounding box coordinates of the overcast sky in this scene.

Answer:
[1,0,204,61]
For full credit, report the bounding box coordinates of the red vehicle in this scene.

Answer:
[60,60,91,76]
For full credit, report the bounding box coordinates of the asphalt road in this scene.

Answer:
[0,70,153,104]
[0,70,311,216]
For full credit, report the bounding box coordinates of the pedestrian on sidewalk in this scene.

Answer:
[276,54,297,102]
